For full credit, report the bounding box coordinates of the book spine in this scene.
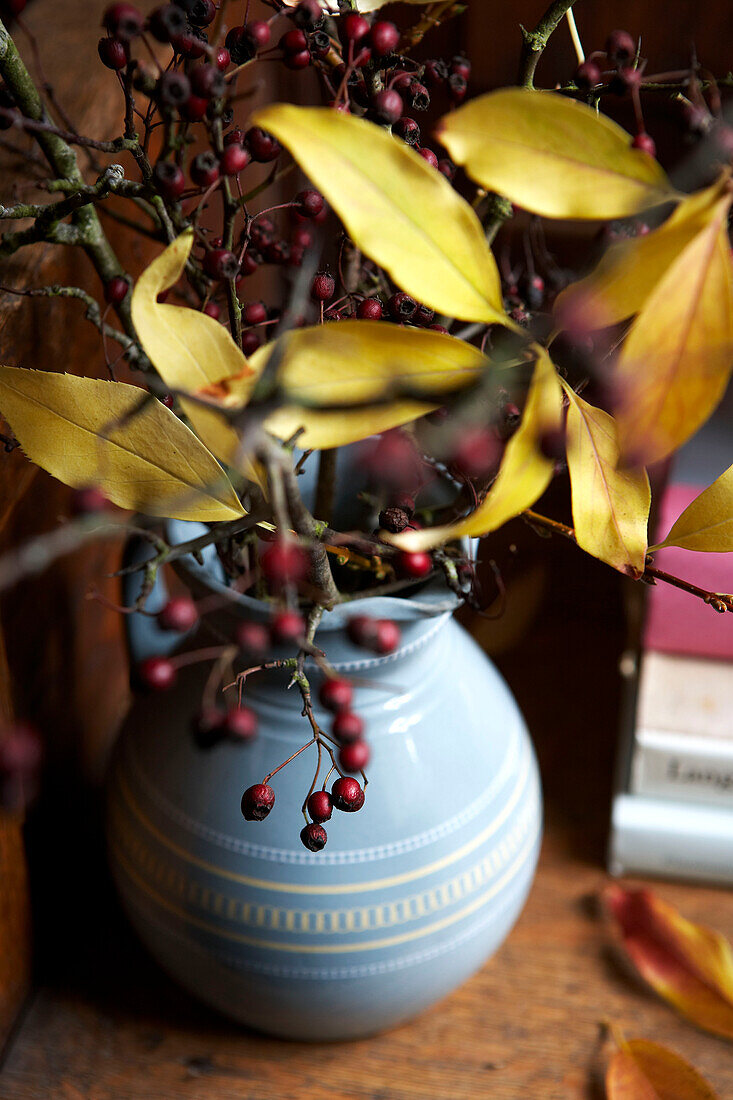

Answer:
[608,792,733,885]
[630,730,733,809]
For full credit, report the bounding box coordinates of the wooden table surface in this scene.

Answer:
[3,2,733,1096]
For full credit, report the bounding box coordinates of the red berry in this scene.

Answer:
[241,783,275,820]
[182,95,208,121]
[342,12,369,42]
[215,46,231,70]
[437,158,455,181]
[260,541,310,588]
[153,160,185,200]
[408,83,430,111]
[424,59,448,86]
[284,49,311,70]
[271,609,305,646]
[319,678,354,712]
[156,71,191,108]
[338,739,370,773]
[373,89,403,125]
[300,822,328,851]
[606,29,636,63]
[331,776,365,812]
[292,0,322,29]
[71,486,109,515]
[138,656,177,691]
[0,723,42,775]
[235,620,271,657]
[242,300,267,325]
[241,331,260,356]
[190,64,225,99]
[161,393,175,408]
[451,426,502,479]
[186,0,216,27]
[576,60,601,89]
[246,19,271,49]
[413,304,434,326]
[203,248,239,280]
[311,271,335,302]
[103,3,143,40]
[295,189,324,218]
[418,147,439,168]
[190,151,220,187]
[451,53,471,80]
[239,252,259,277]
[448,73,468,104]
[392,116,420,146]
[246,127,281,162]
[387,291,416,320]
[307,790,333,823]
[203,301,220,320]
[632,131,656,157]
[157,596,199,632]
[220,143,251,176]
[374,618,401,655]
[369,20,399,56]
[223,706,258,740]
[292,225,313,250]
[346,615,400,655]
[104,276,129,304]
[225,24,257,64]
[356,297,383,320]
[148,4,187,43]
[97,37,128,69]
[173,26,207,58]
[4,0,27,13]
[224,127,245,146]
[332,710,364,743]
[396,550,432,579]
[280,28,307,53]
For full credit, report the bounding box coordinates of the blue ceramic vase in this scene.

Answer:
[107,523,542,1040]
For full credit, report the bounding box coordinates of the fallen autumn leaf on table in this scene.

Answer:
[604,885,733,1041]
[606,1036,720,1099]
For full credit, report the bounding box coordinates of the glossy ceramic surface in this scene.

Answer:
[107,523,542,1039]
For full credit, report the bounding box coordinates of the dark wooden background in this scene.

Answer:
[2,1,733,1096]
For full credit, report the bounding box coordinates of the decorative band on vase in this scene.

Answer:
[119,718,528,870]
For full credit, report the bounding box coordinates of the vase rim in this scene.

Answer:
[167,519,465,630]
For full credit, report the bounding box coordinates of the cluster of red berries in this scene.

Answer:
[85,0,477,356]
[241,773,365,853]
[574,30,656,157]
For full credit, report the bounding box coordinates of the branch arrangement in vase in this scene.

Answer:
[1,0,733,851]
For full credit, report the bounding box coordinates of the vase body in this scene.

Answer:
[107,528,542,1040]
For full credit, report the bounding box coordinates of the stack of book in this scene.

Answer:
[609,406,733,885]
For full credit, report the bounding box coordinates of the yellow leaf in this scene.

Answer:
[130,231,260,482]
[0,367,245,521]
[556,177,731,330]
[605,884,733,1042]
[607,1039,720,1100]
[250,104,506,324]
[390,347,562,551]
[652,464,733,552]
[561,380,650,576]
[616,197,733,465]
[437,88,677,220]
[197,321,489,451]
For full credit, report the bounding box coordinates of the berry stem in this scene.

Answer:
[517,0,580,88]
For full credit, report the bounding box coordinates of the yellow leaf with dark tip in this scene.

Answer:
[130,231,261,483]
[556,176,731,330]
[0,367,245,521]
[389,347,562,551]
[652,463,733,552]
[250,104,507,324]
[607,1039,719,1100]
[197,321,489,451]
[561,380,650,576]
[615,196,733,465]
[438,88,676,220]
